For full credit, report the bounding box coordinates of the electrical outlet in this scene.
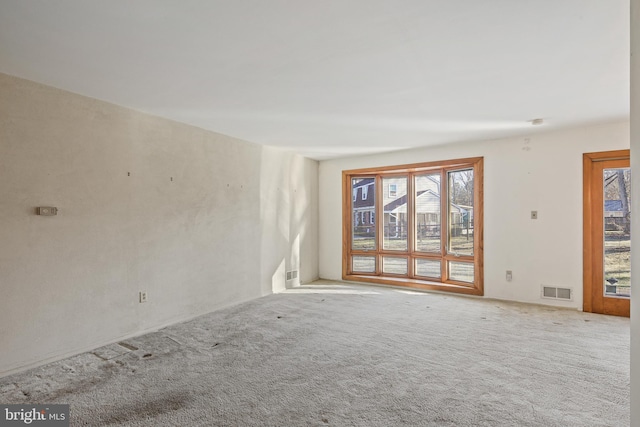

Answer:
[139,291,148,303]
[506,270,513,282]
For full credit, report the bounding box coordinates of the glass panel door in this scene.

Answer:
[583,151,630,317]
[603,168,631,298]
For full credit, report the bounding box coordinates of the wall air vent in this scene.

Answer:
[286,270,298,281]
[541,285,572,301]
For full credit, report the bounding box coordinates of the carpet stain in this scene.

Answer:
[91,352,109,361]
[16,364,118,403]
[96,392,191,425]
[117,342,139,351]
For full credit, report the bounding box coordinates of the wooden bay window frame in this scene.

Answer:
[342,157,484,295]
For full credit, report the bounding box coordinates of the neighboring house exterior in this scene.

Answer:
[381,175,442,236]
[384,189,471,238]
[352,178,375,231]
[605,200,625,218]
[604,199,630,231]
[351,175,471,238]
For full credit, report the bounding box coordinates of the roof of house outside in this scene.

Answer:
[605,200,624,211]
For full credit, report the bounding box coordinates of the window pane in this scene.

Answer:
[352,256,376,273]
[383,257,408,275]
[448,169,474,256]
[352,178,376,251]
[415,259,441,279]
[383,177,408,251]
[449,261,474,283]
[603,168,631,297]
[415,173,441,253]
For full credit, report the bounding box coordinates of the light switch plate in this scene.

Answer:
[38,207,58,216]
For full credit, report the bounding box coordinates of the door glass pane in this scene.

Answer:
[415,174,441,253]
[383,257,408,275]
[449,261,474,283]
[415,259,441,279]
[383,177,408,251]
[448,169,474,256]
[351,178,376,251]
[603,168,631,298]
[352,256,376,273]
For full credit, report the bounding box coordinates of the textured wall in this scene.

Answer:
[0,73,318,376]
[319,121,629,308]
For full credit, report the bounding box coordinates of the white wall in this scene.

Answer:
[319,121,629,308]
[260,147,319,293]
[0,73,318,376]
[630,0,639,425]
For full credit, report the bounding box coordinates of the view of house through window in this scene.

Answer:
[343,158,483,295]
[603,167,631,297]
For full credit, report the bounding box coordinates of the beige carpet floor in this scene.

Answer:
[0,280,630,426]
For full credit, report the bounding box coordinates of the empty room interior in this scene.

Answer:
[1,1,639,426]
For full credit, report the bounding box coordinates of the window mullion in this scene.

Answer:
[375,175,383,275]
[441,168,450,281]
[407,173,415,278]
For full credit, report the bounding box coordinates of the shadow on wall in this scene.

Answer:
[272,259,286,293]
[260,147,316,294]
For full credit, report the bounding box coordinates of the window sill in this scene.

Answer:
[343,274,483,296]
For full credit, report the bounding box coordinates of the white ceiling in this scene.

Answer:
[0,1,630,160]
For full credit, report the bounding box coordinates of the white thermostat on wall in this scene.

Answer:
[38,206,58,216]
